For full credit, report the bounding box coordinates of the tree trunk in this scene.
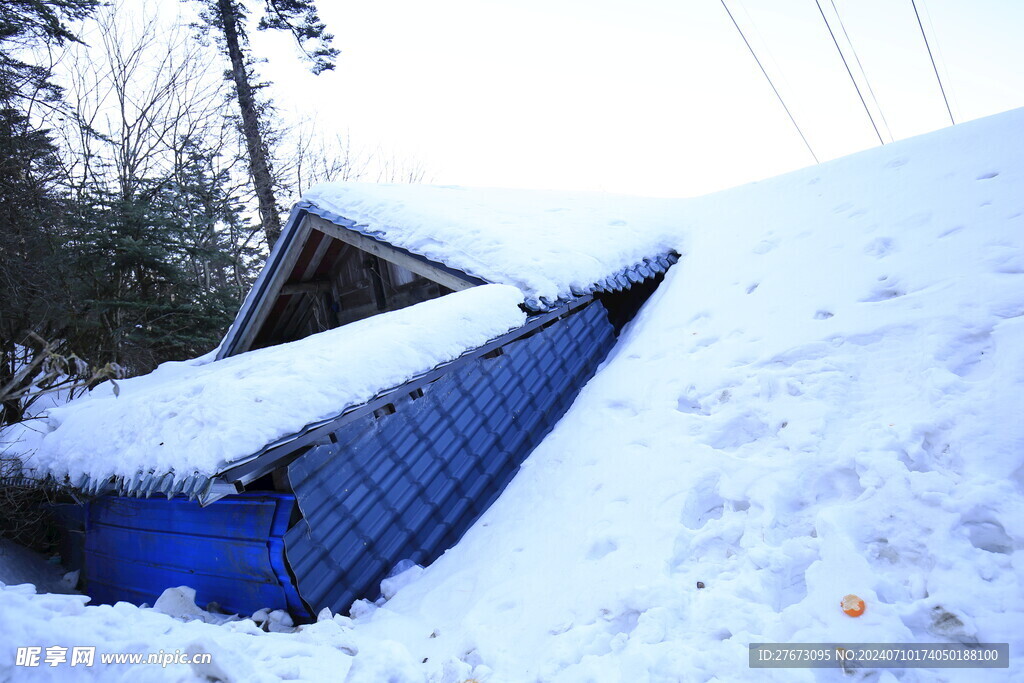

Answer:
[216,0,282,247]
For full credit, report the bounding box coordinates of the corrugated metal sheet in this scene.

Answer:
[212,296,595,498]
[284,300,616,614]
[80,493,308,618]
[62,299,597,502]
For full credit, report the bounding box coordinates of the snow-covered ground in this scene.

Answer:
[2,107,1023,681]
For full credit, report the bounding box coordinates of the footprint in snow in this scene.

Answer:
[703,413,769,450]
[864,237,894,258]
[860,282,905,302]
[961,513,1013,555]
[976,171,999,180]
[605,399,640,416]
[897,211,932,228]
[675,396,706,415]
[938,225,964,239]
[679,476,725,530]
[587,538,619,560]
[928,606,977,643]
[693,335,718,349]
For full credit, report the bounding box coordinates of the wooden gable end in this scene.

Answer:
[229,213,482,356]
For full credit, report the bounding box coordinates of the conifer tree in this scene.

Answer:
[195,0,339,247]
[0,0,99,424]
[56,4,262,373]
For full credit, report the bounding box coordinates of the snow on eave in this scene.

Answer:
[28,285,528,500]
[297,183,682,303]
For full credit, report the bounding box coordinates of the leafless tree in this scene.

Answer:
[278,118,431,203]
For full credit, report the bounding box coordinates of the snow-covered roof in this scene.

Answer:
[299,183,682,308]
[25,285,526,497]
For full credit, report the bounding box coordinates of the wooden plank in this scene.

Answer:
[306,214,479,292]
[298,228,335,282]
[253,293,295,348]
[280,281,333,296]
[335,301,383,326]
[233,220,313,355]
[274,289,316,341]
[288,229,325,282]
[368,255,388,311]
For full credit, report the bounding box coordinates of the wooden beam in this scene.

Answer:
[367,255,389,311]
[297,226,335,281]
[306,214,479,292]
[280,281,333,296]
[232,219,313,355]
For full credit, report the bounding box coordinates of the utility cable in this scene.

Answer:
[720,0,820,163]
[919,0,961,121]
[828,0,893,142]
[910,0,956,125]
[815,0,885,145]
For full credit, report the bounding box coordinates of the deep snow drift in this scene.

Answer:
[2,107,1023,681]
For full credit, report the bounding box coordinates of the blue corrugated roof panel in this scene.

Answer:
[284,300,616,614]
[80,493,307,617]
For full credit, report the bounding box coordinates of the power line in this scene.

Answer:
[828,0,893,142]
[719,0,819,164]
[815,0,885,146]
[910,0,956,125]
[918,0,961,121]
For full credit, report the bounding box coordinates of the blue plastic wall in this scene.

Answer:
[284,301,616,614]
[79,493,306,617]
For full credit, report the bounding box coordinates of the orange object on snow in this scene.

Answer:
[841,594,866,617]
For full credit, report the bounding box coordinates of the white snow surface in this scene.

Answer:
[302,183,681,306]
[2,107,1023,681]
[351,108,1023,681]
[24,284,526,483]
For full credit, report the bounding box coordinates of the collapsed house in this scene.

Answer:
[37,184,680,618]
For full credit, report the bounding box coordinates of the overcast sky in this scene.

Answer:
[248,0,1023,197]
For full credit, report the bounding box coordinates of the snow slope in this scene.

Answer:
[349,107,1023,681]
[2,107,1023,682]
[23,284,525,484]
